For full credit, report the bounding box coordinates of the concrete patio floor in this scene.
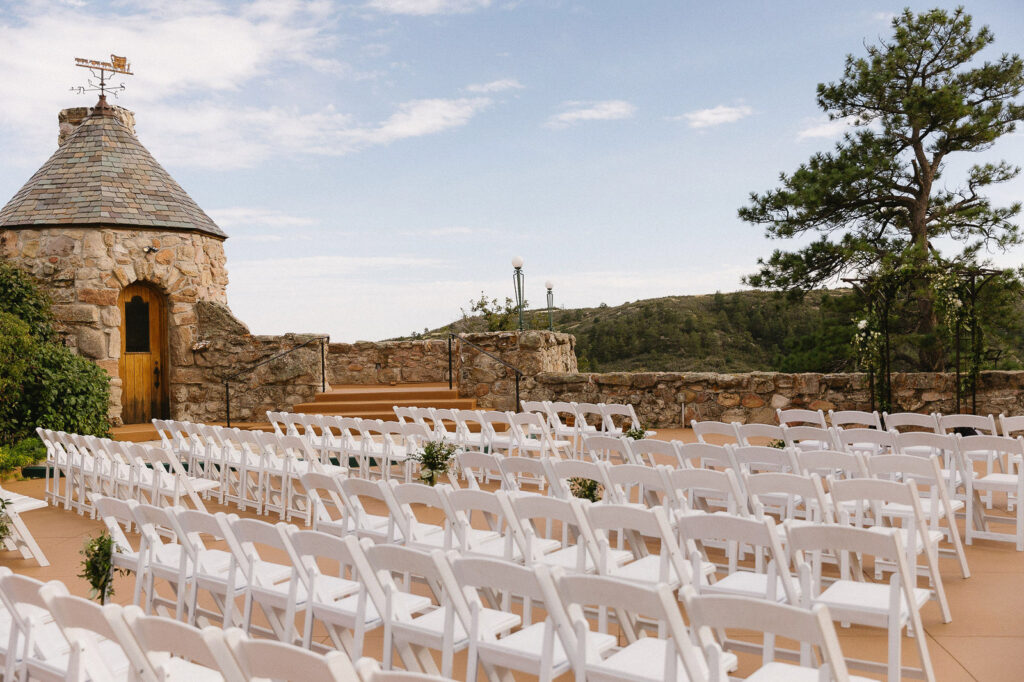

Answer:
[1,429,1021,680]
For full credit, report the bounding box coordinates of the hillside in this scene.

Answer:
[407,289,863,373]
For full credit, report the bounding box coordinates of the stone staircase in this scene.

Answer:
[112,382,476,441]
[290,382,476,421]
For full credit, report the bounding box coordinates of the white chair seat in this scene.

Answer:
[407,606,519,643]
[2,493,47,513]
[159,655,226,682]
[608,555,714,585]
[593,636,693,682]
[974,472,1019,491]
[746,661,875,681]
[816,580,930,620]
[480,621,617,670]
[319,590,431,625]
[536,546,631,573]
[706,572,796,602]
[882,498,963,517]
[866,525,946,554]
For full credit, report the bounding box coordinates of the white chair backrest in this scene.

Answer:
[224,627,358,681]
[580,434,634,465]
[691,419,740,445]
[999,413,1024,438]
[829,409,882,430]
[777,408,827,428]
[939,412,998,436]
[734,422,785,446]
[628,438,681,467]
[883,411,940,433]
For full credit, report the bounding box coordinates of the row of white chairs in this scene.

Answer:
[695,416,1024,551]
[0,566,436,682]
[777,406,1024,438]
[152,420,348,521]
[37,427,217,515]
[93,493,887,681]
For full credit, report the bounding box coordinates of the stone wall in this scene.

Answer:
[176,301,327,424]
[525,370,1024,428]
[1,226,229,424]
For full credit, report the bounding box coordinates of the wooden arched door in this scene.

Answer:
[118,282,169,423]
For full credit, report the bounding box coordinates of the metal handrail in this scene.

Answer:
[224,336,328,427]
[448,333,524,412]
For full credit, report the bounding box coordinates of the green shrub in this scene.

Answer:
[0,266,110,446]
[0,437,47,479]
[0,263,54,341]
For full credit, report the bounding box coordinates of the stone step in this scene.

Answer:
[296,398,477,413]
[313,383,457,403]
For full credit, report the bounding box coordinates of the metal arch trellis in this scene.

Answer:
[845,264,1001,415]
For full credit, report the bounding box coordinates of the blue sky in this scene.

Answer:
[2,0,1023,341]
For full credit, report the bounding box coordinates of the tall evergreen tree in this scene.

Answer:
[740,7,1024,368]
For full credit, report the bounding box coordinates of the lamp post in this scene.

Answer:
[545,280,554,331]
[512,256,525,331]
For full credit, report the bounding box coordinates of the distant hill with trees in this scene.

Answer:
[404,286,1024,375]
[406,289,860,373]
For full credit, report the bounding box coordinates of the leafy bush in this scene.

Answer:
[0,437,47,479]
[0,265,110,446]
[411,440,458,486]
[79,532,128,604]
[0,263,54,341]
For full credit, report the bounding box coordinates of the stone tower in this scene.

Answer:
[0,95,230,425]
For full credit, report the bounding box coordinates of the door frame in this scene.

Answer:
[117,280,170,423]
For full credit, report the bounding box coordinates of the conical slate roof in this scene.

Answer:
[0,99,225,239]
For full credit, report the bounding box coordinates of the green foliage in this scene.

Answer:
[411,440,458,486]
[0,267,110,446]
[741,8,1024,369]
[0,498,10,545]
[460,293,523,332]
[79,532,128,604]
[568,477,603,502]
[0,438,47,479]
[0,263,54,341]
[625,425,647,440]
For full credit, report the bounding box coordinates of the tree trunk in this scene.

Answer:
[910,201,943,370]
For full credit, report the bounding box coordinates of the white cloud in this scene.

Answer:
[796,115,860,140]
[671,104,752,129]
[545,100,636,128]
[465,78,523,93]
[207,207,318,229]
[366,0,491,15]
[137,97,491,169]
[872,11,896,23]
[400,225,500,237]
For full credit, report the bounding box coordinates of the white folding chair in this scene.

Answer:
[0,484,48,567]
[36,582,139,682]
[581,435,636,465]
[961,434,1024,550]
[867,454,970,579]
[224,627,359,682]
[777,408,827,429]
[118,604,245,681]
[677,512,799,605]
[786,523,936,682]
[829,477,952,622]
[829,409,883,430]
[288,530,386,660]
[365,544,519,678]
[557,574,718,682]
[450,556,612,682]
[628,438,683,467]
[691,420,740,446]
[883,412,940,434]
[682,588,864,682]
[735,423,786,447]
